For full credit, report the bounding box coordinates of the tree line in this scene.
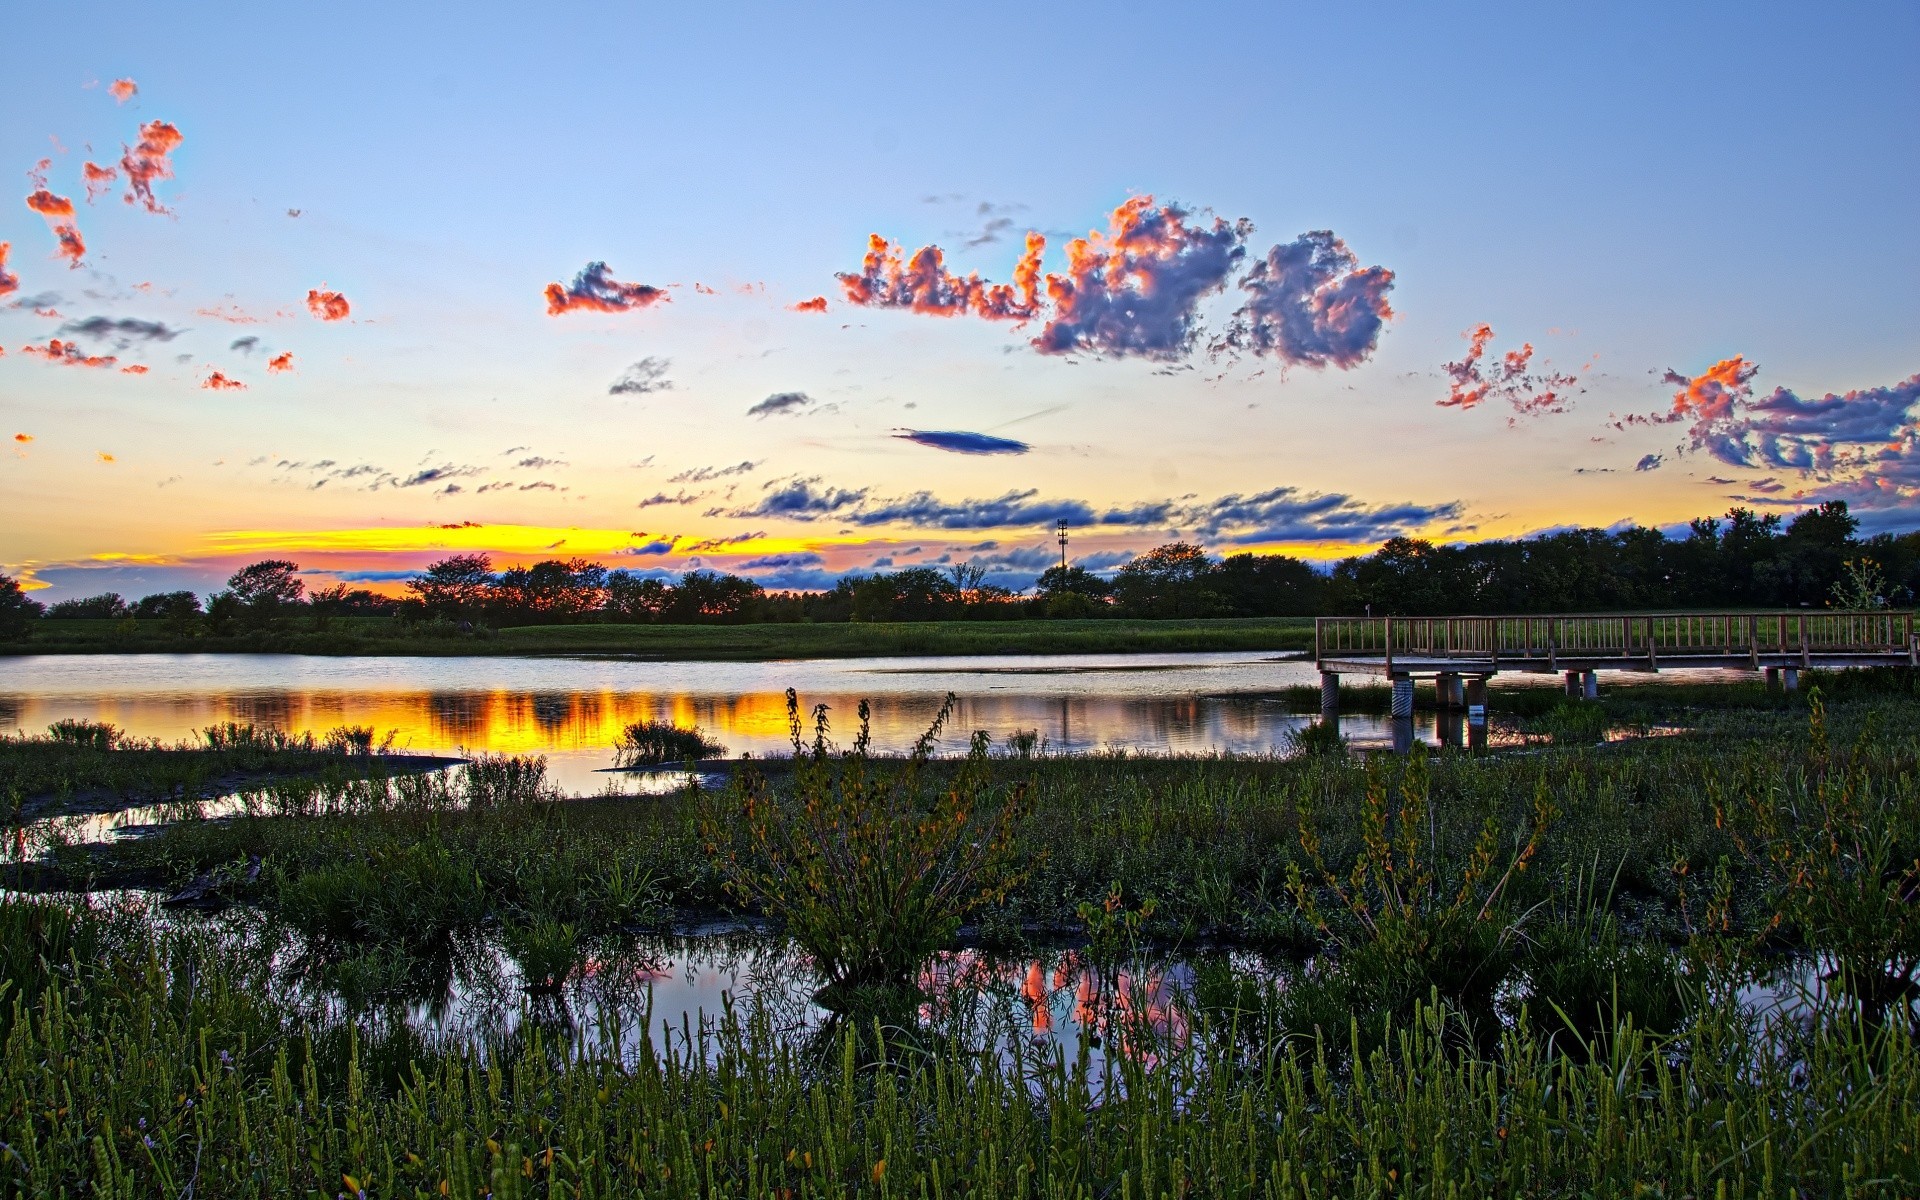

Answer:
[3,501,1915,639]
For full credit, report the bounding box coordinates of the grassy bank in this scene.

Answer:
[0,615,1315,660]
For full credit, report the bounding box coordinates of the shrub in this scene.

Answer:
[613,720,726,767]
[460,753,558,807]
[1284,754,1555,1046]
[46,719,122,750]
[702,690,1030,1006]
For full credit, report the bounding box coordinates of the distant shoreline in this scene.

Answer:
[0,615,1316,662]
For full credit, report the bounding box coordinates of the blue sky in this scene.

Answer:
[2,0,1916,599]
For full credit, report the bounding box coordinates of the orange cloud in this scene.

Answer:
[1437,323,1578,417]
[1667,356,1758,422]
[82,161,118,203]
[195,303,267,324]
[838,231,1045,321]
[13,433,30,443]
[789,296,828,313]
[267,351,294,373]
[1438,323,1495,409]
[25,182,86,268]
[97,451,116,463]
[0,241,17,297]
[203,369,247,390]
[544,262,669,316]
[109,78,137,103]
[305,288,350,321]
[120,119,183,213]
[120,363,148,375]
[21,338,116,368]
[693,282,717,296]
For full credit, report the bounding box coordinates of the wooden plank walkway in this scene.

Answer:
[1315,612,1919,679]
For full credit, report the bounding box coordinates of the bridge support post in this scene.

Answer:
[1391,677,1414,719]
[1765,667,1780,692]
[1320,672,1339,720]
[1783,667,1800,693]
[1465,677,1488,723]
[1392,717,1415,755]
[1438,673,1464,709]
[1564,670,1581,698]
[1582,669,1599,701]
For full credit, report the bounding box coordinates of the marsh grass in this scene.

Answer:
[3,894,1919,1194]
[613,720,726,767]
[702,691,1030,1006]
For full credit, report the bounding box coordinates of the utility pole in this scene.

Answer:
[1056,519,1069,573]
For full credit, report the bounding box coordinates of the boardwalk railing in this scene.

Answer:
[1315,612,1919,673]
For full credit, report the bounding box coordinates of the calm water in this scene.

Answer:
[0,651,1376,793]
[0,651,1745,793]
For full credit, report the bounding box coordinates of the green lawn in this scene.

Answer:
[2,615,1315,660]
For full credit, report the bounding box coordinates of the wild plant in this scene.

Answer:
[1285,753,1556,1040]
[460,753,557,807]
[45,718,121,750]
[1717,689,1920,1020]
[322,724,395,755]
[1279,717,1347,759]
[702,689,1031,1006]
[614,720,726,767]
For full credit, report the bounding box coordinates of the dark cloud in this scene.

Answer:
[729,478,1456,543]
[230,335,260,354]
[683,532,764,553]
[396,464,485,488]
[738,552,825,570]
[58,315,181,348]
[519,481,559,491]
[1218,231,1394,369]
[609,356,673,395]
[516,456,567,469]
[669,460,758,483]
[626,539,677,555]
[1635,454,1663,471]
[746,391,813,418]
[1034,197,1250,361]
[735,477,870,517]
[635,490,706,508]
[1186,487,1463,544]
[894,429,1031,455]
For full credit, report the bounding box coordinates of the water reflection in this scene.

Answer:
[0,652,1424,792]
[0,652,1737,793]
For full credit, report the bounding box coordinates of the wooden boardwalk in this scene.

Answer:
[1316,612,1917,679]
[1313,612,1917,726]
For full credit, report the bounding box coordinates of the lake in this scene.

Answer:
[0,650,1433,792]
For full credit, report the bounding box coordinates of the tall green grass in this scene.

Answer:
[2,895,1916,1195]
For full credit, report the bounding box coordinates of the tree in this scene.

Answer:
[407,554,496,621]
[1211,552,1322,617]
[1034,565,1112,600]
[605,571,672,621]
[133,591,202,620]
[226,560,306,615]
[45,593,132,619]
[0,573,44,640]
[668,570,764,623]
[495,558,608,621]
[1113,543,1218,618]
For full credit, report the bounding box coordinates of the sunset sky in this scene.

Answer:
[3,1,1916,602]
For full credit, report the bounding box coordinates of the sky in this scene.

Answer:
[2,0,1916,602]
